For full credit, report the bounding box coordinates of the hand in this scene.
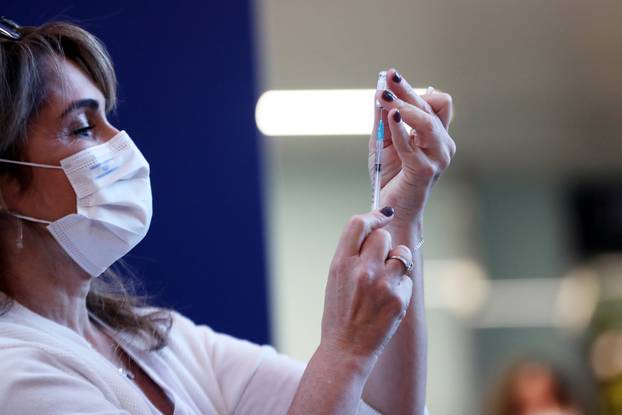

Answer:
[369,68,456,222]
[321,208,415,363]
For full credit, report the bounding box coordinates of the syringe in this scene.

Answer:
[371,71,387,210]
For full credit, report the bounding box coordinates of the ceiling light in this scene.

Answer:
[255,88,426,136]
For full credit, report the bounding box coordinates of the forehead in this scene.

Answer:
[44,58,105,113]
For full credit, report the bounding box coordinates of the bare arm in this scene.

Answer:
[362,68,455,415]
[289,68,454,415]
[363,218,427,414]
[288,343,375,415]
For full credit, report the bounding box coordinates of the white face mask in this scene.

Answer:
[0,130,152,277]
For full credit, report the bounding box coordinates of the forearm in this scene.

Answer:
[288,342,376,415]
[362,217,427,415]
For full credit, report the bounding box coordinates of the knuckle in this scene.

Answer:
[441,92,453,104]
[440,151,453,170]
[419,162,436,179]
[382,291,404,315]
[449,139,457,157]
[374,278,394,297]
[355,267,375,288]
[348,215,367,233]
[421,101,434,114]
[373,228,391,243]
[395,245,413,261]
[438,159,449,172]
[420,116,435,133]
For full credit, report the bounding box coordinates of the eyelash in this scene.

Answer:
[72,124,96,138]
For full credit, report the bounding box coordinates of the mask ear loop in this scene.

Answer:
[0,159,60,249]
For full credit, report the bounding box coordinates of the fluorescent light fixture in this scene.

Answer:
[424,259,490,318]
[474,278,562,329]
[255,88,426,136]
[423,260,602,330]
[553,267,600,333]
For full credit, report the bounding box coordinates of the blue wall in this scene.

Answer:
[4,1,270,344]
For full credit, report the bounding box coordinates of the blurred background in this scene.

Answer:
[258,1,621,414]
[5,0,622,413]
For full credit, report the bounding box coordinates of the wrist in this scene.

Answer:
[386,213,424,246]
[317,339,378,379]
[382,187,431,225]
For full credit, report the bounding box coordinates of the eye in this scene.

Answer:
[72,124,96,139]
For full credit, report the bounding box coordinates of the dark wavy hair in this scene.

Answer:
[0,20,171,350]
[486,357,586,415]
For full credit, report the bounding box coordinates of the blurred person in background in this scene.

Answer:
[487,358,586,415]
[0,16,455,415]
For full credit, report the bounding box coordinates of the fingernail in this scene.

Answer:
[380,206,395,217]
[382,90,395,102]
[426,86,435,95]
[392,71,402,83]
[392,110,401,123]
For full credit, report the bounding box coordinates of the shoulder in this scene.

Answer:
[0,342,131,414]
[0,327,91,384]
[0,321,77,373]
[0,338,63,367]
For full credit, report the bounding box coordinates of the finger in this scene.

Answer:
[386,109,409,154]
[423,90,453,129]
[381,272,414,322]
[360,228,392,263]
[384,245,415,317]
[336,208,395,258]
[386,68,433,113]
[378,91,438,150]
[386,108,427,161]
[384,245,414,278]
[394,275,414,316]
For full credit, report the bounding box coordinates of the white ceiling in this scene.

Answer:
[255,0,622,177]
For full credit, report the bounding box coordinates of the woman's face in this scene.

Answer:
[4,58,119,222]
[512,363,559,411]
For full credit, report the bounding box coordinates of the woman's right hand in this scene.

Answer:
[320,207,414,364]
[287,207,415,414]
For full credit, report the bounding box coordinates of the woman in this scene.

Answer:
[487,359,585,415]
[0,17,455,415]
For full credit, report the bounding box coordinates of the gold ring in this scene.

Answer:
[387,255,414,273]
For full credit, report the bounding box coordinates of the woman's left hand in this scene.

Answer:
[369,68,456,226]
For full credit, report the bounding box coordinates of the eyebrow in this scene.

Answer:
[60,99,99,119]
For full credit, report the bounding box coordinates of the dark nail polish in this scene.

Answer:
[382,90,395,102]
[393,110,401,123]
[392,71,402,83]
[380,206,395,217]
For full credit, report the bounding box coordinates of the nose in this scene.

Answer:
[100,124,120,143]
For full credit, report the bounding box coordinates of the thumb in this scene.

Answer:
[335,207,396,258]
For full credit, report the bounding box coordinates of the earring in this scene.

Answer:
[16,218,23,249]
